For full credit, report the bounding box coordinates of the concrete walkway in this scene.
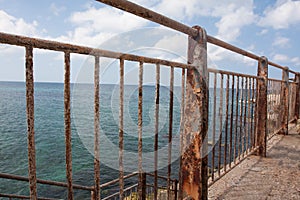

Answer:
[208,125,300,200]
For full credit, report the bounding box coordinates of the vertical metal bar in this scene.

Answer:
[138,61,144,200]
[253,78,258,148]
[25,46,37,199]
[119,59,124,200]
[241,77,246,157]
[211,72,217,181]
[229,75,234,167]
[242,77,248,157]
[267,80,270,136]
[267,80,273,137]
[94,56,100,200]
[224,75,230,171]
[178,68,185,200]
[273,80,277,133]
[277,81,281,130]
[250,78,255,149]
[239,77,244,160]
[167,66,174,200]
[181,26,208,200]
[295,73,300,120]
[290,82,292,122]
[271,80,274,133]
[290,82,295,121]
[154,64,160,200]
[64,51,73,199]
[280,67,289,135]
[218,74,223,177]
[244,77,248,153]
[273,80,276,133]
[234,76,239,163]
[141,173,146,200]
[174,180,178,200]
[256,57,268,157]
[246,78,251,153]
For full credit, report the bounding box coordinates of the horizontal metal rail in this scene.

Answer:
[0,32,190,69]
[95,0,291,72]
[102,184,138,200]
[268,78,285,83]
[146,172,177,182]
[100,172,138,188]
[0,193,58,200]
[95,0,199,37]
[0,172,93,191]
[208,68,259,79]
[268,61,286,70]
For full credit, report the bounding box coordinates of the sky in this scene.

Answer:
[0,0,300,83]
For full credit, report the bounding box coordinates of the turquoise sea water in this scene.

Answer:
[0,81,255,199]
[0,82,182,199]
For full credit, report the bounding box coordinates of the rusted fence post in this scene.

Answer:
[138,173,146,200]
[25,46,38,199]
[64,51,74,199]
[294,73,300,120]
[174,179,178,200]
[180,26,208,200]
[279,67,289,135]
[255,56,268,157]
[93,56,101,200]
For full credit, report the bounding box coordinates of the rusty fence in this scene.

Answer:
[0,31,186,199]
[289,81,298,122]
[267,78,283,138]
[206,70,258,186]
[1,0,300,199]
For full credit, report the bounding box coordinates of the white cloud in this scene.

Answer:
[259,0,300,29]
[155,0,253,20]
[49,0,256,51]
[272,36,290,48]
[154,0,256,42]
[291,57,300,64]
[257,29,268,35]
[131,0,161,8]
[215,6,256,42]
[54,6,148,47]
[0,10,41,56]
[273,54,300,66]
[50,3,66,16]
[0,10,38,36]
[70,7,147,33]
[154,33,187,58]
[207,44,256,68]
[273,54,289,62]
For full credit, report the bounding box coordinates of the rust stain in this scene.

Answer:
[181,26,208,200]
[279,68,289,135]
[295,74,300,120]
[256,56,268,157]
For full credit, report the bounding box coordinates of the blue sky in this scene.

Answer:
[0,0,300,83]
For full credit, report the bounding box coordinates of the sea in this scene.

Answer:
[0,81,254,199]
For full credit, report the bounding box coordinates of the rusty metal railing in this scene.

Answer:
[267,78,283,138]
[207,69,259,186]
[0,31,187,199]
[1,0,300,199]
[289,81,298,122]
